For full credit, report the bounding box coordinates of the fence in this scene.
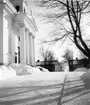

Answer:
[69,58,90,71]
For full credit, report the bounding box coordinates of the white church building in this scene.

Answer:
[0,0,38,66]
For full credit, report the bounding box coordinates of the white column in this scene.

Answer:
[29,35,35,66]
[11,31,15,63]
[29,33,33,66]
[20,27,26,64]
[32,36,35,66]
[26,29,30,65]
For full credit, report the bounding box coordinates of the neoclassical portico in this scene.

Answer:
[12,13,37,66]
[19,26,36,66]
[0,0,38,66]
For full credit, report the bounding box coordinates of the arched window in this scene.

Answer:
[15,6,20,12]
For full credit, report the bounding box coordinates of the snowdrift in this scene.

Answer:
[74,67,88,72]
[36,66,49,72]
[81,69,90,88]
[0,65,16,80]
[9,63,42,76]
[0,63,49,80]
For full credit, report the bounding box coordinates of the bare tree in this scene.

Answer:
[79,51,87,59]
[34,0,90,59]
[39,46,56,71]
[63,49,73,61]
[39,46,47,62]
[39,46,55,64]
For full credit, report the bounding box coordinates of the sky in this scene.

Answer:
[26,0,73,61]
[33,14,80,62]
[27,0,90,62]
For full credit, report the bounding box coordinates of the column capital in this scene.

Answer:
[29,32,35,38]
[29,32,32,36]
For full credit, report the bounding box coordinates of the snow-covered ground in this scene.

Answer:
[0,65,16,80]
[74,67,89,72]
[0,64,90,105]
[0,72,66,105]
[0,63,66,104]
[61,68,90,105]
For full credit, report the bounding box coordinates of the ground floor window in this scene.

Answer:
[15,52,18,63]
[15,46,20,63]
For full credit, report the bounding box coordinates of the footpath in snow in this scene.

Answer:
[0,72,66,105]
[61,68,90,105]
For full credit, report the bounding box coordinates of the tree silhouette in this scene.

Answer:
[39,46,55,64]
[34,0,90,59]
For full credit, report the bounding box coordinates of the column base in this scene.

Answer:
[0,63,3,65]
[0,53,12,66]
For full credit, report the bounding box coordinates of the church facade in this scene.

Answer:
[0,0,38,66]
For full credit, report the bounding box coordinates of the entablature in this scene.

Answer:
[13,13,38,35]
[0,0,16,18]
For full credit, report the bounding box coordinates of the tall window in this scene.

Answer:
[18,36,20,41]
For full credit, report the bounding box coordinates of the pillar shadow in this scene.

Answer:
[61,73,90,105]
[0,82,62,105]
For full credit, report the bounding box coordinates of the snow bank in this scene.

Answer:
[0,63,44,80]
[0,65,16,80]
[9,63,32,75]
[81,68,90,80]
[9,63,42,76]
[74,67,88,72]
[32,67,42,73]
[36,66,49,72]
[81,69,90,88]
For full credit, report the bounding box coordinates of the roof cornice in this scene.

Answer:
[0,0,16,18]
[13,13,38,34]
[26,14,38,32]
